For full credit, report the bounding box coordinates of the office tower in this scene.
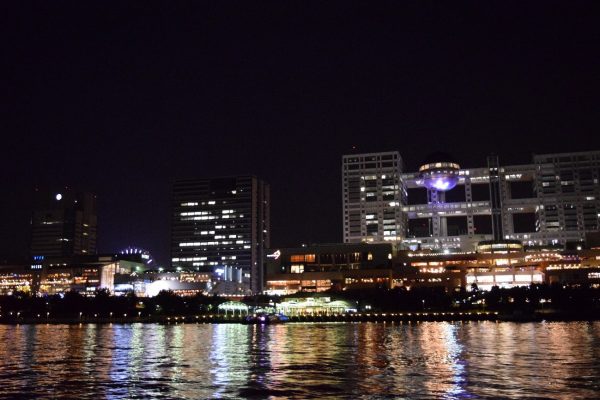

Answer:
[533,151,600,243]
[30,189,97,257]
[342,151,406,244]
[171,175,270,294]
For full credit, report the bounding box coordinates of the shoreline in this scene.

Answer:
[2,310,600,325]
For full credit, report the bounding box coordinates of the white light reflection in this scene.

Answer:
[209,324,251,398]
[417,322,470,398]
[440,323,468,398]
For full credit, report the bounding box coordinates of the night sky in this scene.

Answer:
[2,1,600,265]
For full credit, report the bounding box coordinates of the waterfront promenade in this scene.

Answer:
[4,309,600,324]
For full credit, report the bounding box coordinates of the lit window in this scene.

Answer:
[291,265,304,273]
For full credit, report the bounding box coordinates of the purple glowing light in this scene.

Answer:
[422,175,458,191]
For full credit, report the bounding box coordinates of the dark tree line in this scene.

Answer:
[1,284,600,319]
[0,290,230,318]
[329,284,600,314]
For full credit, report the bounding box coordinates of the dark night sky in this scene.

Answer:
[1,1,600,265]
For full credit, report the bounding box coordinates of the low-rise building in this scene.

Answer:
[0,254,145,295]
[264,243,395,295]
[265,242,600,295]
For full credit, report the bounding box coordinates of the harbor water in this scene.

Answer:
[1,321,600,399]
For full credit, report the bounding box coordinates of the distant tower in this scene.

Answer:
[30,188,97,257]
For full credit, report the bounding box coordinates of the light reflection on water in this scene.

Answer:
[1,321,600,399]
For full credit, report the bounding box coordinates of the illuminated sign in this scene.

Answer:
[267,250,281,260]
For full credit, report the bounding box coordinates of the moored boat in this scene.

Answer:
[243,312,289,324]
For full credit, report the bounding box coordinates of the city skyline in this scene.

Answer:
[3,3,600,399]
[2,2,600,265]
[5,148,599,264]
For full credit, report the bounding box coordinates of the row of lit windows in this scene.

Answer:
[181,214,245,221]
[172,257,208,262]
[179,240,250,247]
[196,227,246,235]
[214,235,239,239]
[179,200,222,206]
[177,245,252,252]
[466,274,543,283]
[181,211,210,216]
[290,254,316,263]
[289,253,375,263]
[344,277,388,284]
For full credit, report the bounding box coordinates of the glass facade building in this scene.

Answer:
[171,175,270,294]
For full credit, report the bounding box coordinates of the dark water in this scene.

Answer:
[1,322,600,399]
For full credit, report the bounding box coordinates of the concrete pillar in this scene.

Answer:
[465,177,475,236]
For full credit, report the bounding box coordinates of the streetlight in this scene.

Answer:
[422,299,425,310]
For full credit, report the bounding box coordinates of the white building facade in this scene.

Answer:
[342,152,406,244]
[343,150,600,251]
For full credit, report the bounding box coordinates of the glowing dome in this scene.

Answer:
[418,155,460,192]
[120,246,153,265]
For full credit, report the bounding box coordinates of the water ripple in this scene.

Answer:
[1,322,600,399]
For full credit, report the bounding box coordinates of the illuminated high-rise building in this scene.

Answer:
[30,189,97,258]
[343,150,600,251]
[342,151,406,244]
[171,175,270,294]
[532,152,600,242]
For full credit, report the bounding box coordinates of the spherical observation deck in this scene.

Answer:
[418,155,461,191]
